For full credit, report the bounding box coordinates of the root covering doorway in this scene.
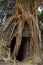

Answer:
[10,37,30,62]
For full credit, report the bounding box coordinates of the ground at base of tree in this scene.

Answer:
[0,57,42,65]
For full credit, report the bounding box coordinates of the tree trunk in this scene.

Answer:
[11,0,41,60]
[0,0,42,63]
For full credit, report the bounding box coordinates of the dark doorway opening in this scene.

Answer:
[16,37,27,62]
[10,37,29,62]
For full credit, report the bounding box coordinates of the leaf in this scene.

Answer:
[37,10,42,15]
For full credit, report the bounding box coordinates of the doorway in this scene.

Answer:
[10,37,30,62]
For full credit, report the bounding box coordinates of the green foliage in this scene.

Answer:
[37,3,43,22]
[37,10,42,15]
[37,10,43,22]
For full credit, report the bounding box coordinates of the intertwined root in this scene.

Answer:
[0,0,42,64]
